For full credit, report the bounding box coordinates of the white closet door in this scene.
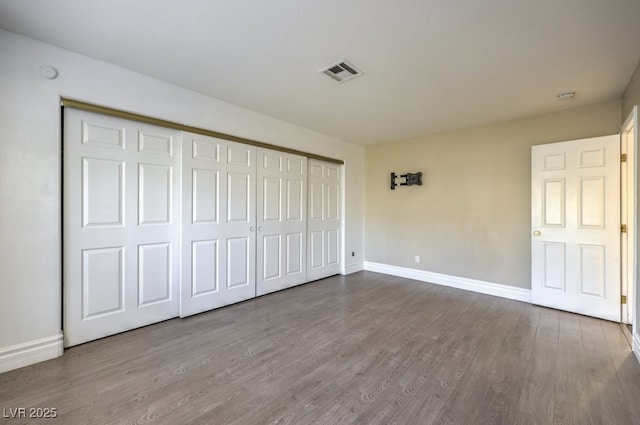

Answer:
[181,133,256,317]
[64,109,181,346]
[307,160,342,281]
[256,149,307,296]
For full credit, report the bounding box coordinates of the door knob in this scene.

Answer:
[258,226,263,231]
[250,226,255,232]
[533,230,542,237]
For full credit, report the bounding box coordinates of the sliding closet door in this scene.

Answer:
[181,133,256,317]
[307,159,342,281]
[256,149,307,296]
[63,109,181,346]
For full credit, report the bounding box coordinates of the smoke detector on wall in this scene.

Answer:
[319,59,363,83]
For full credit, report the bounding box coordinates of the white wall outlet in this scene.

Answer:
[415,255,420,264]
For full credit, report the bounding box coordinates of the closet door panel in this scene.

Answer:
[307,160,342,281]
[256,149,307,295]
[181,133,256,317]
[64,109,180,346]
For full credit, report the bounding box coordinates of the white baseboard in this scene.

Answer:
[363,261,532,303]
[342,262,364,275]
[0,333,63,374]
[634,333,640,364]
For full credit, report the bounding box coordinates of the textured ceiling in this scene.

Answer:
[1,0,639,145]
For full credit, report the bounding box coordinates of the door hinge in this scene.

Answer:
[622,295,627,304]
[622,224,628,233]
[621,153,628,162]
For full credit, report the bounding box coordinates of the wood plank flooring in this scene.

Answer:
[2,271,640,425]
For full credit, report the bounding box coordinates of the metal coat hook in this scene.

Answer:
[390,172,422,190]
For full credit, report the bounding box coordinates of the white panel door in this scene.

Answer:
[307,159,342,281]
[64,109,181,346]
[181,133,256,317]
[531,135,621,321]
[256,149,307,296]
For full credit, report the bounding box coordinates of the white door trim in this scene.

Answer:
[622,106,638,334]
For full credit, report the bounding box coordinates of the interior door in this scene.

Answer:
[307,159,342,281]
[64,109,181,346]
[180,133,256,317]
[531,135,621,321]
[256,149,307,296]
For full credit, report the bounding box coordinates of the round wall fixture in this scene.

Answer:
[38,65,59,80]
[557,91,575,100]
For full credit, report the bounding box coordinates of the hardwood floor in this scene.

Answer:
[2,271,640,425]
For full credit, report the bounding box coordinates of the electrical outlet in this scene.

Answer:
[415,256,420,264]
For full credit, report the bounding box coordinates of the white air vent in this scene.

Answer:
[319,59,363,83]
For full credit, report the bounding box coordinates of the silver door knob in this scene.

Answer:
[533,230,542,237]
[258,226,263,231]
[250,226,255,231]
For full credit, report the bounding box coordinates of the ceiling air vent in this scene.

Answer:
[319,59,363,83]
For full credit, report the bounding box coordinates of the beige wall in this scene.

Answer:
[365,100,621,289]
[623,60,640,122]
